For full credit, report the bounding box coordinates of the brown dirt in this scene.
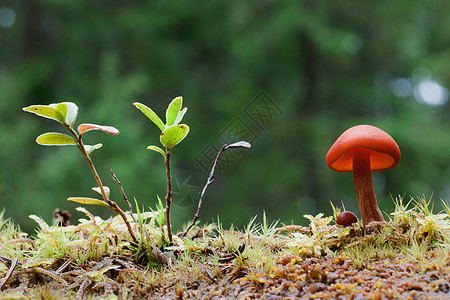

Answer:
[1,253,449,299]
[142,255,450,299]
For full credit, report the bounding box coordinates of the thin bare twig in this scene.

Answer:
[0,256,13,268]
[56,259,73,274]
[111,169,136,222]
[181,141,251,238]
[0,257,18,290]
[32,267,67,284]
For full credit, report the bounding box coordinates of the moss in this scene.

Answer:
[0,195,448,298]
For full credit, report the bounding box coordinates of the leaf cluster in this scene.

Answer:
[134,96,189,159]
[23,102,118,154]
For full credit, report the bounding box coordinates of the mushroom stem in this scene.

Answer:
[352,150,384,226]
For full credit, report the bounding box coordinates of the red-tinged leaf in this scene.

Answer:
[78,123,119,136]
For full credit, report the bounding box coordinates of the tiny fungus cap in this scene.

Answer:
[326,125,401,172]
[336,211,358,227]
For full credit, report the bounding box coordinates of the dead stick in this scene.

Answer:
[111,169,136,222]
[55,259,72,274]
[181,141,251,238]
[0,257,18,290]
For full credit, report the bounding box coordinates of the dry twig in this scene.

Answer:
[111,169,136,222]
[0,257,18,290]
[182,141,251,238]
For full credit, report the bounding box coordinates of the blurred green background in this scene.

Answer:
[1,1,449,234]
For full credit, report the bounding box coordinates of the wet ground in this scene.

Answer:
[2,252,448,299]
[146,254,450,299]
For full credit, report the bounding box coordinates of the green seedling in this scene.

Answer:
[23,102,137,243]
[133,96,189,244]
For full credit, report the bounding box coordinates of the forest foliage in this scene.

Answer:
[0,1,449,233]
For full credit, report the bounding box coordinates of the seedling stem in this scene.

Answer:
[165,148,173,244]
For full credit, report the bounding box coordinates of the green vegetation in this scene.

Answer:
[2,2,449,234]
[22,97,251,249]
[1,2,450,297]
[23,102,137,243]
[7,98,446,298]
[0,196,448,298]
[134,97,190,244]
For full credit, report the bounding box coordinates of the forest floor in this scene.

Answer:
[0,196,449,299]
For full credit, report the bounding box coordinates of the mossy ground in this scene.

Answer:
[0,196,449,299]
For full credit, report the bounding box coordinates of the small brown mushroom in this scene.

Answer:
[326,125,401,226]
[336,211,358,227]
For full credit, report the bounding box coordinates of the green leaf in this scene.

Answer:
[49,102,78,126]
[65,103,79,126]
[67,197,110,208]
[92,186,110,198]
[42,102,79,126]
[36,132,77,146]
[78,123,119,136]
[147,145,166,159]
[174,107,188,125]
[49,103,67,119]
[160,124,189,149]
[165,96,182,126]
[23,105,65,124]
[133,102,165,131]
[84,143,103,155]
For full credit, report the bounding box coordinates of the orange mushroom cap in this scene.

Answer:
[326,125,401,172]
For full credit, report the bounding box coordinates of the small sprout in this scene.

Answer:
[134,96,190,244]
[23,101,137,243]
[134,96,190,150]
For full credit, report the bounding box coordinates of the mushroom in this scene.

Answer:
[326,125,400,226]
[336,211,358,227]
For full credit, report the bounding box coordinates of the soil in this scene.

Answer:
[1,204,449,299]
[1,251,449,299]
